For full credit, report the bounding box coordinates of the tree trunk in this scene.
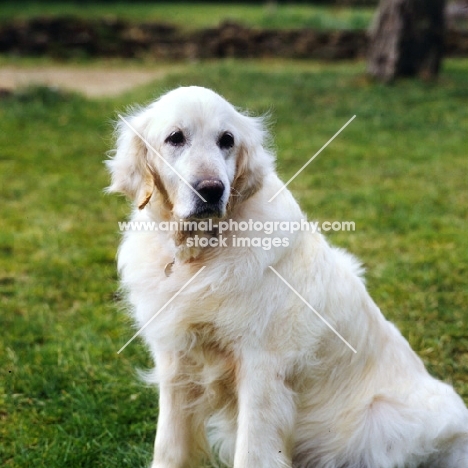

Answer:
[367,0,446,82]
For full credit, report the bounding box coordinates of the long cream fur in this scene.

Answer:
[107,86,468,468]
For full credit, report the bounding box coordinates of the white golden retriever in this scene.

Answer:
[107,86,468,468]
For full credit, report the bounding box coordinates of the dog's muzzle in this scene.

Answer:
[191,178,225,219]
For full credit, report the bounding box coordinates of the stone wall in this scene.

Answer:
[0,17,467,60]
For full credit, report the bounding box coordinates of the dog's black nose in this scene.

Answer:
[195,179,225,204]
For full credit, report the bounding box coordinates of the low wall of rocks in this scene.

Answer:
[0,17,467,60]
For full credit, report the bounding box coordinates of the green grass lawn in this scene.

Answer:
[0,2,374,30]
[1,58,467,467]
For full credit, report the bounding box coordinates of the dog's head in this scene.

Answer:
[106,86,274,220]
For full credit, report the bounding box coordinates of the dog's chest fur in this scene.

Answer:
[180,322,239,410]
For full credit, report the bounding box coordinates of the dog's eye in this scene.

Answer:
[218,132,234,150]
[165,131,185,147]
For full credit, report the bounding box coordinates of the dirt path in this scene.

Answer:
[0,65,180,97]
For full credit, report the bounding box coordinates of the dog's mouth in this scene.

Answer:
[186,204,224,220]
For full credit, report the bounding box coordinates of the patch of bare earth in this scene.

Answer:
[0,65,177,97]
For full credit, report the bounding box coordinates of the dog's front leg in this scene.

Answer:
[233,350,296,468]
[151,352,205,468]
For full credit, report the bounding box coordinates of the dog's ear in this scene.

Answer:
[229,114,274,211]
[105,112,155,210]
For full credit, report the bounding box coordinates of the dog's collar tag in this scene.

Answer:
[164,258,175,277]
